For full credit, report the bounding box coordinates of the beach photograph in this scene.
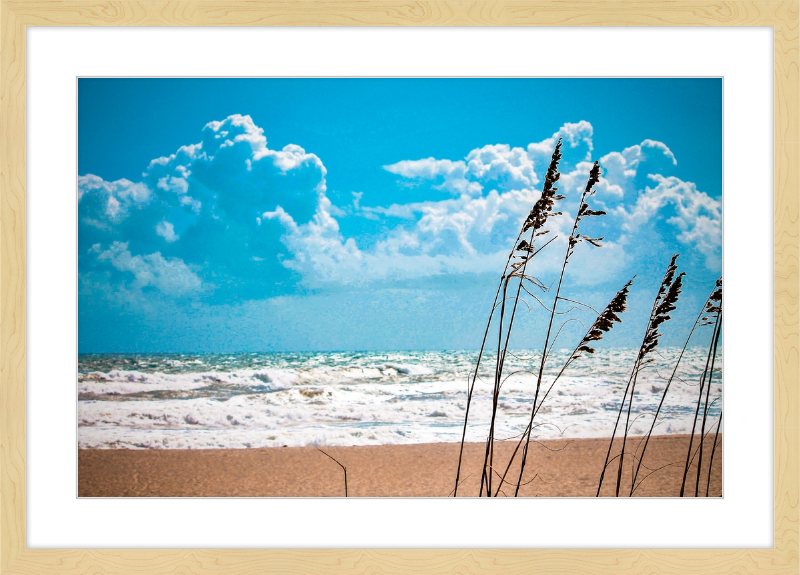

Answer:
[77,78,722,497]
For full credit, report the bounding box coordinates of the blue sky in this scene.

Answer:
[78,78,722,353]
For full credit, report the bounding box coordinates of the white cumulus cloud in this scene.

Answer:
[81,115,721,304]
[78,174,151,225]
[267,119,720,287]
[599,139,678,198]
[93,241,204,296]
[155,221,179,243]
[617,174,721,268]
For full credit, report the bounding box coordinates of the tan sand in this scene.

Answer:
[78,434,721,497]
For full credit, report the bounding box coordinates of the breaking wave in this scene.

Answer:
[78,349,722,449]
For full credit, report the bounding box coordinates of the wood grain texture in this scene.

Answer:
[774,1,800,571]
[0,0,26,574]
[3,0,800,26]
[0,1,797,574]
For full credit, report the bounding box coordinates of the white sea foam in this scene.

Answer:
[78,368,297,395]
[78,349,722,449]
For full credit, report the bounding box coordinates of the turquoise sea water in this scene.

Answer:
[78,348,722,449]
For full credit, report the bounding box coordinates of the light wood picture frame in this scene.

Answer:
[2,1,797,573]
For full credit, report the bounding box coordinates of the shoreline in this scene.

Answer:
[79,434,721,497]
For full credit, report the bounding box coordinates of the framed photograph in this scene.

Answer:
[74,76,724,500]
[3,2,797,573]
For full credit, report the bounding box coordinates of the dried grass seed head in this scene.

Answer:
[640,257,685,361]
[704,278,722,314]
[567,162,606,257]
[575,277,634,356]
[521,139,565,236]
[700,278,723,324]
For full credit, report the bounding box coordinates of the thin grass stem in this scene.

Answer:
[317,448,347,497]
[705,411,722,497]
[514,163,603,496]
[694,313,722,496]
[679,309,721,497]
[628,280,720,495]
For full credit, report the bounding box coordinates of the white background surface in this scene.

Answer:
[27,27,772,548]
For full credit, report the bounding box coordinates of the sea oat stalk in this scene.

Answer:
[512,161,607,496]
[491,277,633,496]
[693,312,722,496]
[679,283,722,497]
[706,411,722,497]
[453,140,565,496]
[630,278,722,495]
[479,142,568,496]
[596,254,684,497]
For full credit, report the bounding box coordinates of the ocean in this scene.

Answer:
[77,348,722,450]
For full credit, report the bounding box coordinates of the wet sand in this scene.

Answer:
[78,434,721,497]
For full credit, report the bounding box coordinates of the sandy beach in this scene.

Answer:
[79,434,721,497]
